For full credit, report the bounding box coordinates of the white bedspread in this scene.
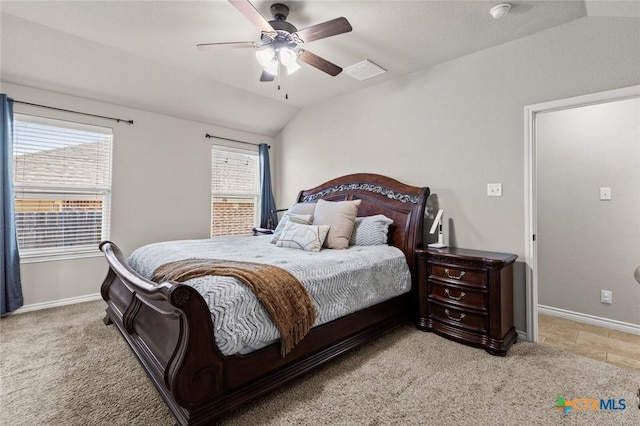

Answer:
[127,235,411,355]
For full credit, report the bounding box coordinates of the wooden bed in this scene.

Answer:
[100,173,429,425]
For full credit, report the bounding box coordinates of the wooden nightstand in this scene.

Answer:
[416,247,518,356]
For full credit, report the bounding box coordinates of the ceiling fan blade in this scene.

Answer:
[298,50,342,76]
[260,70,276,82]
[197,41,256,51]
[294,17,352,43]
[228,0,273,32]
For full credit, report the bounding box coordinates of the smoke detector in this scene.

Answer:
[490,3,512,19]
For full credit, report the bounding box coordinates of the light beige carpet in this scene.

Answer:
[1,300,638,426]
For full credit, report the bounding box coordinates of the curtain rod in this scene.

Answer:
[14,100,134,125]
[205,133,270,149]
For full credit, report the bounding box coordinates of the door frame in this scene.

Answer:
[523,85,640,342]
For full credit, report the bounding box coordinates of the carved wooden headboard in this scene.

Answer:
[296,173,429,273]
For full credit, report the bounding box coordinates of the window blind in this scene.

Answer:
[13,114,113,260]
[211,146,260,236]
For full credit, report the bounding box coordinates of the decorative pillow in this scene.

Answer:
[288,202,317,217]
[270,202,317,243]
[275,222,330,252]
[312,199,361,249]
[349,215,394,246]
[270,213,312,243]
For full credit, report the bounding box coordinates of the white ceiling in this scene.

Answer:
[1,1,636,135]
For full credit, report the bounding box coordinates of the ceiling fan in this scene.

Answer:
[197,0,352,83]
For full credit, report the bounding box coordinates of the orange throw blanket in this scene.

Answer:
[151,258,316,357]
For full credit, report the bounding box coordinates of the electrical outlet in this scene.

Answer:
[487,183,502,197]
[600,187,611,201]
[600,290,612,304]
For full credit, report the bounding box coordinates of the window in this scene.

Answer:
[211,146,260,236]
[12,115,113,261]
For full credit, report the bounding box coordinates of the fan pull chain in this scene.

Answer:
[275,61,289,100]
[284,67,289,100]
[278,61,289,100]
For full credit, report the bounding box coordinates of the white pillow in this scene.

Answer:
[270,202,317,244]
[312,199,361,249]
[275,222,330,252]
[291,202,316,214]
[350,215,394,246]
[270,213,312,243]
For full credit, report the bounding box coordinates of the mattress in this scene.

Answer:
[127,235,411,355]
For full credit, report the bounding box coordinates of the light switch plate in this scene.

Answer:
[487,183,502,197]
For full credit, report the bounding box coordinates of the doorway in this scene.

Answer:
[524,85,640,343]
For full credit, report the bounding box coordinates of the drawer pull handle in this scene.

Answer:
[444,309,466,322]
[445,288,466,301]
[444,268,466,280]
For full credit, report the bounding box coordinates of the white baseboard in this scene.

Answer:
[11,293,102,315]
[516,329,528,342]
[538,305,640,335]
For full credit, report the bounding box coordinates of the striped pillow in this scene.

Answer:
[349,215,394,246]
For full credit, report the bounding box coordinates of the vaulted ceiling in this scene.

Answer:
[1,1,637,135]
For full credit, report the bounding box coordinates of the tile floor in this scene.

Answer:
[538,313,640,372]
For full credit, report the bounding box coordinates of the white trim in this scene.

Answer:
[538,305,640,336]
[10,293,102,314]
[210,143,259,155]
[523,100,538,343]
[20,248,103,264]
[524,85,640,343]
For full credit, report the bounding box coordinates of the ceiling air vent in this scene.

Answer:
[344,60,386,81]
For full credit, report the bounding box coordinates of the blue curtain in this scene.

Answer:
[258,143,277,229]
[1,94,23,315]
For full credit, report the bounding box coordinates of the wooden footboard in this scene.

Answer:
[100,242,224,411]
[99,173,429,425]
[101,240,411,424]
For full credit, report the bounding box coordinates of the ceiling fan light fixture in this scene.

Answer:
[200,0,352,84]
[279,47,298,66]
[285,61,301,75]
[263,59,279,76]
[255,47,276,67]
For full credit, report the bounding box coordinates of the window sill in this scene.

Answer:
[19,249,103,264]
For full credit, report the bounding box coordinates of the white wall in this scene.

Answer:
[3,82,274,309]
[275,16,640,332]
[537,97,640,325]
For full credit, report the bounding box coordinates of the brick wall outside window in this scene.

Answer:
[211,201,255,236]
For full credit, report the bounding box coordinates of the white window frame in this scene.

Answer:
[13,114,113,263]
[210,145,260,236]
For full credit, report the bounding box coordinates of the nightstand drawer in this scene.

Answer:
[429,302,487,334]
[429,281,487,311]
[429,264,487,288]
